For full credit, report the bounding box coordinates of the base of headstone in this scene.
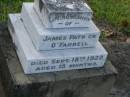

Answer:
[0,29,117,97]
[8,14,107,74]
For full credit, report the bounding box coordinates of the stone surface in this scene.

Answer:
[34,0,93,28]
[21,3,100,51]
[8,14,107,74]
[0,29,117,97]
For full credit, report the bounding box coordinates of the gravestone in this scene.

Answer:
[8,1,108,74]
[8,14,107,74]
[0,0,117,97]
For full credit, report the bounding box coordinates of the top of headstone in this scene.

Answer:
[41,0,92,12]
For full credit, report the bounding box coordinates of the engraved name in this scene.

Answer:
[42,34,97,48]
[43,34,96,42]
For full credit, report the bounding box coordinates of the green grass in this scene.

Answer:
[88,0,130,29]
[0,0,130,31]
[0,0,32,21]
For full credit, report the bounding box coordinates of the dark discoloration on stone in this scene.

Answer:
[60,90,74,97]
[0,78,5,97]
[39,0,44,12]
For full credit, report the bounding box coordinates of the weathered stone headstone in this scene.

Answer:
[7,1,109,74]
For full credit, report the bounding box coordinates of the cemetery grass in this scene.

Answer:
[0,0,130,36]
[0,0,32,21]
[88,0,130,37]
[89,0,130,28]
